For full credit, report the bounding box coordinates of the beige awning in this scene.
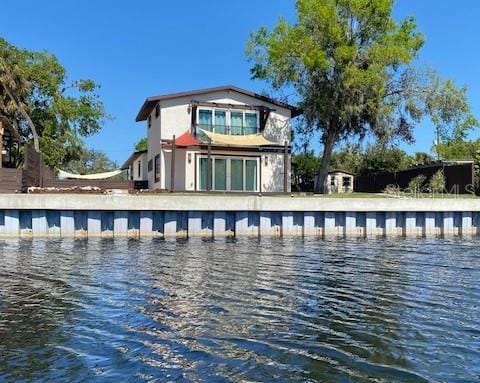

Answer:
[201,130,279,146]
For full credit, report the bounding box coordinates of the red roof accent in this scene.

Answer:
[173,131,200,147]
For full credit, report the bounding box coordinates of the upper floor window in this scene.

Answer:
[197,108,259,136]
[155,104,160,119]
[148,115,152,129]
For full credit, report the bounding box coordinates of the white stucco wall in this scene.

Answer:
[131,153,148,181]
[157,148,290,193]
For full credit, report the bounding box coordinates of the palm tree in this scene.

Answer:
[0,55,40,151]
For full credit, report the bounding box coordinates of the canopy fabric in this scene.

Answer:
[200,130,278,146]
[57,169,124,180]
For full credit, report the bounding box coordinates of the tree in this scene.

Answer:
[330,143,412,176]
[412,151,434,165]
[0,37,108,168]
[135,137,148,151]
[358,145,412,175]
[64,148,118,175]
[247,0,477,193]
[291,151,322,190]
[329,143,363,174]
[436,139,480,160]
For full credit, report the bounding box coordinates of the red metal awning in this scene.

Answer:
[162,131,200,148]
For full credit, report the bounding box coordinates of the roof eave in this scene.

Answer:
[135,85,302,123]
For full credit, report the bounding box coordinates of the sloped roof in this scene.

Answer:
[174,131,200,147]
[328,169,356,176]
[135,85,301,122]
[121,150,147,170]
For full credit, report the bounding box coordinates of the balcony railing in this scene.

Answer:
[193,124,259,139]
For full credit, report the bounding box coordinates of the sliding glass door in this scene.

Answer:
[198,156,259,192]
[245,160,257,191]
[214,158,227,190]
[230,159,244,191]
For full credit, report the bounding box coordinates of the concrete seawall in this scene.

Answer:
[0,194,479,238]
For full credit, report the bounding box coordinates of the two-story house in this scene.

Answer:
[134,85,300,192]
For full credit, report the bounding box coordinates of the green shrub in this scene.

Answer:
[407,174,427,193]
[429,170,446,193]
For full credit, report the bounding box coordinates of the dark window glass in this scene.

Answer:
[155,104,160,119]
[148,116,152,129]
[148,159,153,172]
[154,155,160,183]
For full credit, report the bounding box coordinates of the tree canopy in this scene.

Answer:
[436,139,480,160]
[65,148,118,175]
[329,143,413,176]
[135,137,148,151]
[0,37,108,168]
[247,0,477,192]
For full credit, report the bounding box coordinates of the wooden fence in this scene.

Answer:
[0,145,134,193]
[355,163,475,194]
[0,168,22,193]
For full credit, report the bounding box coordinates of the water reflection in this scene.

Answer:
[0,237,479,382]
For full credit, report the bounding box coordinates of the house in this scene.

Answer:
[314,170,355,194]
[121,150,148,181]
[135,85,300,192]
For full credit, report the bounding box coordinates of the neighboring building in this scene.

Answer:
[135,85,300,192]
[121,150,148,182]
[314,170,355,194]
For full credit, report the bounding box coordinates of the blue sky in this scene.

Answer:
[1,0,479,163]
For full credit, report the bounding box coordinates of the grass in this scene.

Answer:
[156,191,478,199]
[321,192,477,199]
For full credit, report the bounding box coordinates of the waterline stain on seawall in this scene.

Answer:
[0,209,478,238]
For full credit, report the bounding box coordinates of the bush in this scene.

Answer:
[429,170,446,193]
[407,175,427,193]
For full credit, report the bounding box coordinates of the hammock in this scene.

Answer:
[57,169,125,180]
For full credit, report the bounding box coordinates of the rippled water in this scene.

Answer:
[0,237,479,382]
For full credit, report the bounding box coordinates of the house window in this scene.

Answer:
[199,109,213,131]
[154,154,160,183]
[245,113,258,135]
[198,156,258,192]
[155,104,160,119]
[196,108,259,136]
[137,160,141,178]
[148,115,152,129]
[148,159,153,172]
[230,112,243,136]
[343,176,351,187]
[214,110,226,134]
